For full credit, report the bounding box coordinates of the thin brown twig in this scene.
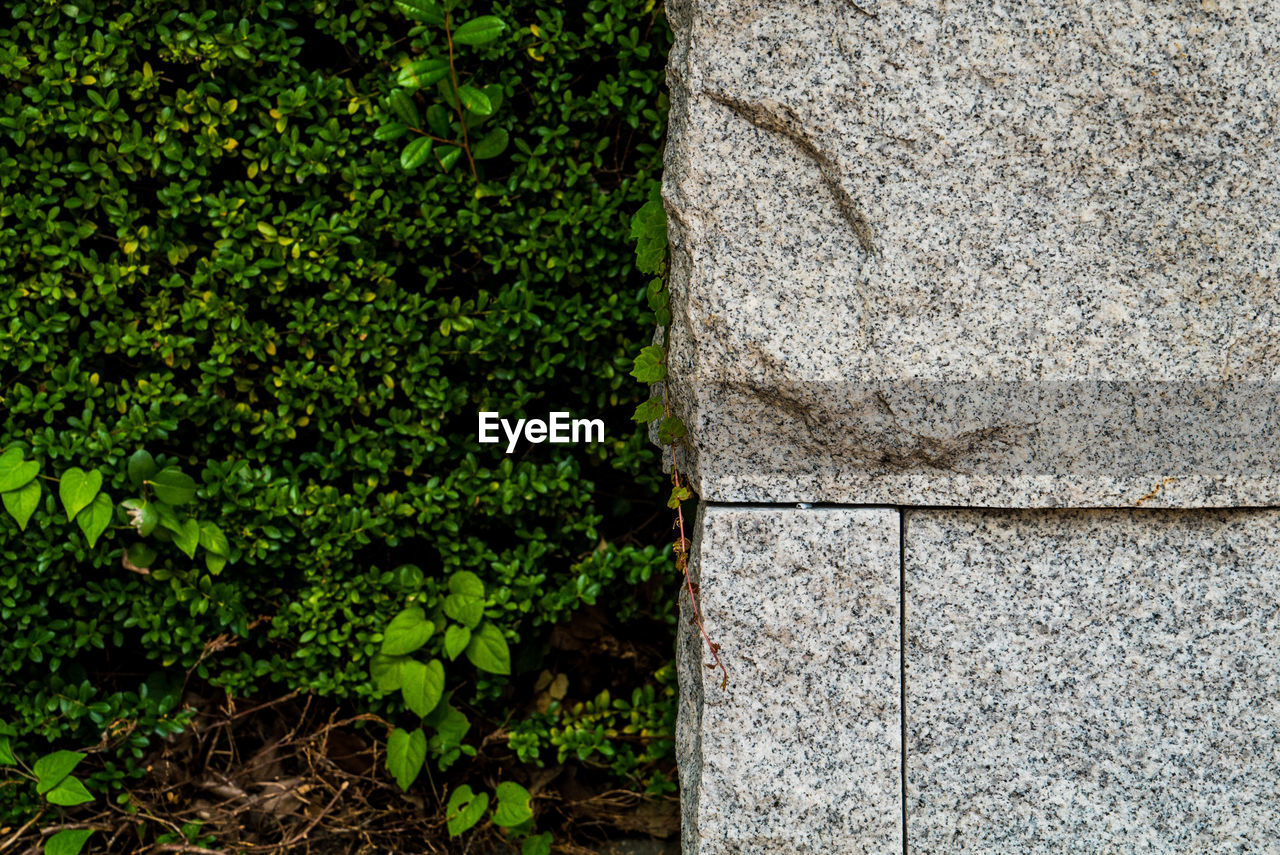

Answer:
[445,13,479,182]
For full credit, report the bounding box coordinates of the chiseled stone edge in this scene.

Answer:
[678,505,902,855]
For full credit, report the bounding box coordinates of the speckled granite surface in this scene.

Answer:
[678,506,901,854]
[663,0,1280,506]
[906,509,1280,853]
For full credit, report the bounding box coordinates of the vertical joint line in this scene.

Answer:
[899,508,908,855]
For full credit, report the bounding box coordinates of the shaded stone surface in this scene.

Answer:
[678,506,901,854]
[906,509,1280,853]
[663,0,1280,507]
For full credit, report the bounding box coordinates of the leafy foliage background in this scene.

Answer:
[0,0,675,843]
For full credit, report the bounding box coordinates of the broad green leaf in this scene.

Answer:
[172,518,199,558]
[381,607,434,656]
[436,145,462,172]
[630,194,668,274]
[0,735,14,765]
[3,480,41,531]
[436,78,459,111]
[153,501,182,535]
[629,344,667,384]
[394,0,444,24]
[400,658,444,717]
[457,85,492,116]
[425,695,470,750]
[466,622,510,675]
[443,592,483,629]
[632,397,664,423]
[388,89,420,128]
[452,15,506,46]
[370,653,406,691]
[444,625,470,660]
[386,727,427,791]
[45,829,93,855]
[45,775,94,806]
[449,571,485,598]
[206,554,227,575]
[425,104,451,137]
[472,128,508,160]
[374,121,408,141]
[492,781,533,827]
[446,785,489,836]
[147,467,196,505]
[76,492,113,547]
[0,448,38,492]
[658,416,687,444]
[522,833,553,855]
[397,58,450,89]
[33,750,85,794]
[197,521,230,556]
[59,467,102,522]
[400,136,433,171]
[126,449,156,489]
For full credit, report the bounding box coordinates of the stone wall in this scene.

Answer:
[665,0,1280,851]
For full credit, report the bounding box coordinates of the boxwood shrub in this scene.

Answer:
[0,0,673,824]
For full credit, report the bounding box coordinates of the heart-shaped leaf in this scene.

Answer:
[370,653,406,692]
[386,727,427,791]
[3,480,41,531]
[444,625,471,660]
[400,658,444,717]
[447,785,489,836]
[381,607,434,656]
[45,775,93,806]
[59,468,102,522]
[33,750,85,794]
[147,467,196,505]
[466,622,510,675]
[198,521,230,556]
[76,492,113,547]
[493,780,533,827]
[0,448,39,492]
[44,829,93,855]
[172,518,199,558]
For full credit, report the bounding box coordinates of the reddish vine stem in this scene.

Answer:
[444,13,479,182]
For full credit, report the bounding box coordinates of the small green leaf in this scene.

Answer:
[0,448,38,492]
[0,735,15,765]
[3,480,41,531]
[147,467,197,505]
[424,695,471,750]
[374,121,408,141]
[658,415,687,445]
[197,521,230,557]
[76,492,113,548]
[492,781,533,827]
[388,89,420,128]
[466,622,510,675]
[522,833,553,855]
[446,785,489,836]
[44,829,93,855]
[632,397,664,423]
[34,750,85,794]
[386,727,427,791]
[394,0,444,24]
[449,571,485,598]
[667,484,693,509]
[400,658,445,717]
[630,345,667,384]
[172,518,199,558]
[206,554,227,575]
[45,775,94,806]
[457,85,492,116]
[400,136,434,171]
[370,653,407,691]
[426,104,451,137]
[452,15,506,46]
[630,193,668,274]
[472,127,508,160]
[444,625,471,660]
[126,449,156,489]
[59,467,102,522]
[397,58,450,89]
[381,607,434,656]
[436,145,462,172]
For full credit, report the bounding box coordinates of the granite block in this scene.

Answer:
[663,0,1280,506]
[678,505,901,854]
[905,509,1280,853]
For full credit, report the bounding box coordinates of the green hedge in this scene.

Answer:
[0,0,672,821]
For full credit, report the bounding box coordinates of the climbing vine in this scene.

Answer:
[629,190,729,690]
